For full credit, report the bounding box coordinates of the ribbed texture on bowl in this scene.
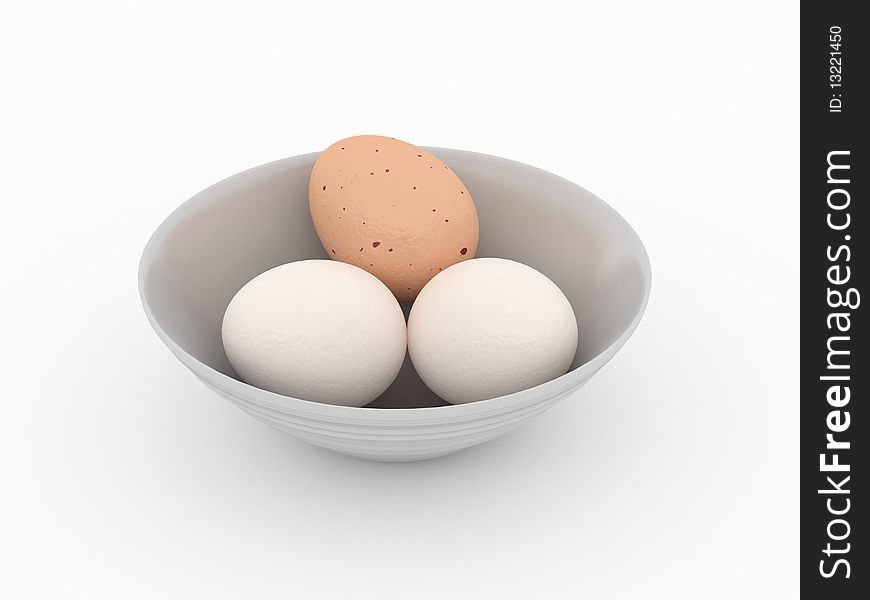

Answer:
[200,376,589,461]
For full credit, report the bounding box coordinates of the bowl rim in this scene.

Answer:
[138,147,652,418]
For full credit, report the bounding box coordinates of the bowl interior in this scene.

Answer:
[140,148,650,409]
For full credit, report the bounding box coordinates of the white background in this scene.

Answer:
[0,1,799,598]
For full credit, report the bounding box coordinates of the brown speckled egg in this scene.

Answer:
[309,135,479,302]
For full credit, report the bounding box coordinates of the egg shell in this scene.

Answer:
[221,260,407,407]
[309,135,479,302]
[407,258,578,405]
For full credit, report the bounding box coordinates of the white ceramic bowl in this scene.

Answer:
[138,148,651,461]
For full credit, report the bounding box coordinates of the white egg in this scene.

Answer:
[408,258,578,404]
[222,260,407,407]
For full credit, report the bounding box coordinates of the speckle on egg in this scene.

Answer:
[309,135,479,301]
